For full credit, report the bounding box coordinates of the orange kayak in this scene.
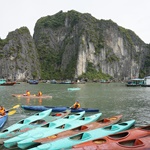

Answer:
[12,94,52,99]
[34,114,122,144]
[72,125,150,150]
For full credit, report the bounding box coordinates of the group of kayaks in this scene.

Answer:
[0,108,149,149]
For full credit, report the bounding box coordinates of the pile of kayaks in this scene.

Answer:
[0,109,149,150]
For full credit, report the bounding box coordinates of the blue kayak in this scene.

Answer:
[0,115,8,129]
[21,105,99,112]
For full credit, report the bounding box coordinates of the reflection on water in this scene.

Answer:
[0,82,150,129]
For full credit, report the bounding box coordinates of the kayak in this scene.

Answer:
[9,112,102,149]
[12,94,52,99]
[73,135,150,150]
[29,120,135,150]
[34,114,122,144]
[72,125,150,149]
[21,105,99,112]
[0,109,70,141]
[0,109,70,140]
[4,111,86,148]
[0,115,8,129]
[68,88,81,91]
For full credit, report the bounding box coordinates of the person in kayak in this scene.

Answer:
[23,90,30,96]
[72,100,81,109]
[37,91,42,96]
[0,106,6,116]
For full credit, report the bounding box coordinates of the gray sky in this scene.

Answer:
[1,0,150,43]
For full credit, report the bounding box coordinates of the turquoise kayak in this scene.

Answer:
[15,112,102,149]
[4,111,86,148]
[0,109,70,140]
[0,114,8,129]
[29,120,135,150]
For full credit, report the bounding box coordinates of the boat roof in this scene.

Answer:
[130,78,144,81]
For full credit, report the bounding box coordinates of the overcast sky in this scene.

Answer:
[1,0,150,43]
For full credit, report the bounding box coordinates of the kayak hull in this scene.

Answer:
[4,111,86,148]
[73,125,150,149]
[12,94,52,99]
[28,120,135,150]
[0,115,8,129]
[21,105,99,112]
[34,114,122,144]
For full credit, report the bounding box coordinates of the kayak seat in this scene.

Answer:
[93,138,106,144]
[104,125,119,131]
[80,125,88,131]
[118,139,144,147]
[103,118,110,123]
[108,132,129,139]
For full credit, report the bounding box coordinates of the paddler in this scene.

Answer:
[71,100,81,109]
[37,91,42,96]
[23,90,30,96]
[0,105,6,116]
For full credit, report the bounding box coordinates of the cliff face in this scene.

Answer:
[33,10,149,80]
[0,27,40,81]
[0,10,149,81]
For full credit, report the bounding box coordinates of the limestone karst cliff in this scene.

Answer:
[33,10,150,81]
[0,10,150,81]
[0,27,40,81]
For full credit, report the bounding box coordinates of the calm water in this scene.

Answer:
[0,82,150,149]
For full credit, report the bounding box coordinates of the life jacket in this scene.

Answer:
[38,92,42,96]
[0,107,6,116]
[73,102,80,109]
[26,91,30,96]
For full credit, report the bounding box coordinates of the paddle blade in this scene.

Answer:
[13,105,20,109]
[8,110,16,115]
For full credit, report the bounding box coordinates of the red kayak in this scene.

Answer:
[72,125,150,150]
[34,114,122,144]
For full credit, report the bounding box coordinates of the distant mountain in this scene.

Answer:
[0,10,150,81]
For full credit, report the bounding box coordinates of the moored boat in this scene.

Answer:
[29,120,135,150]
[21,105,99,112]
[72,125,150,149]
[0,79,16,86]
[34,114,122,144]
[126,78,144,87]
[4,111,86,148]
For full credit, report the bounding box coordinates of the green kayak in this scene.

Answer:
[4,111,86,148]
[29,119,135,150]
[0,109,70,140]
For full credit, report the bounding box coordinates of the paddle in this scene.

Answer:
[8,110,16,116]
[6,104,20,112]
[5,105,20,116]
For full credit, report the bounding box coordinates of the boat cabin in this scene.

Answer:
[126,78,144,87]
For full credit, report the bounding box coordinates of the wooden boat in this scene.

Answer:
[28,120,135,150]
[12,94,52,99]
[34,114,122,144]
[4,111,86,148]
[21,105,99,112]
[0,79,16,86]
[68,88,81,91]
[72,125,150,149]
[0,115,8,129]
[0,109,70,140]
